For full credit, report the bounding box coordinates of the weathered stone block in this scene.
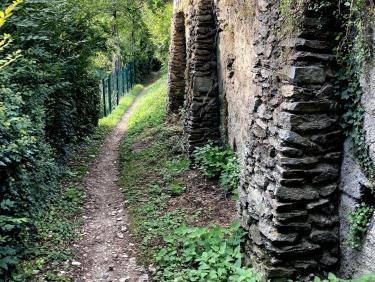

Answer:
[281,102,334,113]
[278,129,321,151]
[278,156,319,168]
[259,220,299,243]
[274,185,319,201]
[193,76,213,92]
[310,230,338,244]
[284,66,326,84]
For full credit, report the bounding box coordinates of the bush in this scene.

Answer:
[194,143,240,193]
[219,156,241,194]
[1,0,103,277]
[193,143,233,178]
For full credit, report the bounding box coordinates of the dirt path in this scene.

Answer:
[71,84,153,282]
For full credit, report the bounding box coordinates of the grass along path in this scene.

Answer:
[119,75,237,278]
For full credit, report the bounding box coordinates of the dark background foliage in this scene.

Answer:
[0,0,172,279]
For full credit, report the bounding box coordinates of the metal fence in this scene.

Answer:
[101,62,135,117]
[174,0,181,7]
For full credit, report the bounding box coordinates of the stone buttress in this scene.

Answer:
[238,1,342,280]
[183,0,220,153]
[168,11,187,113]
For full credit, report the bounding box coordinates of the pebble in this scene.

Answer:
[119,277,130,282]
[71,261,81,267]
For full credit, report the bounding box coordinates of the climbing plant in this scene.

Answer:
[334,0,375,247]
[279,0,375,249]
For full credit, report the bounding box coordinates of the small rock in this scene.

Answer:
[109,265,114,271]
[121,226,128,232]
[71,261,81,267]
[117,233,124,239]
[119,278,130,282]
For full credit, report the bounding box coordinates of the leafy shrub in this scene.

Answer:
[193,143,233,178]
[347,203,374,249]
[194,143,240,193]
[154,222,258,282]
[0,0,104,277]
[219,156,240,194]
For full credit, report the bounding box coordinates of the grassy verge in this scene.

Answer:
[120,75,190,262]
[119,76,242,280]
[16,85,144,281]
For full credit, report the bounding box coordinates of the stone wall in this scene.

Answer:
[168,0,375,280]
[339,28,375,278]
[236,2,342,280]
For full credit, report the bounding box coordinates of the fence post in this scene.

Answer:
[126,65,129,92]
[108,75,112,112]
[122,68,125,95]
[116,71,120,105]
[129,63,133,88]
[102,78,107,116]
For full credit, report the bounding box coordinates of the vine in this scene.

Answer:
[334,0,375,247]
[279,0,375,248]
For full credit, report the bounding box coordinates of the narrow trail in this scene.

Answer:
[72,80,156,282]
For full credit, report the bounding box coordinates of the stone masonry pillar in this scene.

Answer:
[168,11,187,114]
[184,0,220,154]
[238,1,342,280]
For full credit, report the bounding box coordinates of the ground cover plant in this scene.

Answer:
[194,143,240,195]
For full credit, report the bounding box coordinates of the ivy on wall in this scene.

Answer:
[335,0,375,248]
[279,0,375,248]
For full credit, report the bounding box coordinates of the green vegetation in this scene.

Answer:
[193,143,240,194]
[347,203,375,249]
[0,0,171,278]
[119,76,191,261]
[119,76,252,281]
[99,84,143,129]
[154,223,258,282]
[9,82,144,281]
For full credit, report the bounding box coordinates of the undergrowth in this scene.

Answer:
[119,76,252,281]
[193,143,240,195]
[154,222,258,282]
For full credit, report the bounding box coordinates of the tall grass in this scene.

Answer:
[127,76,167,136]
